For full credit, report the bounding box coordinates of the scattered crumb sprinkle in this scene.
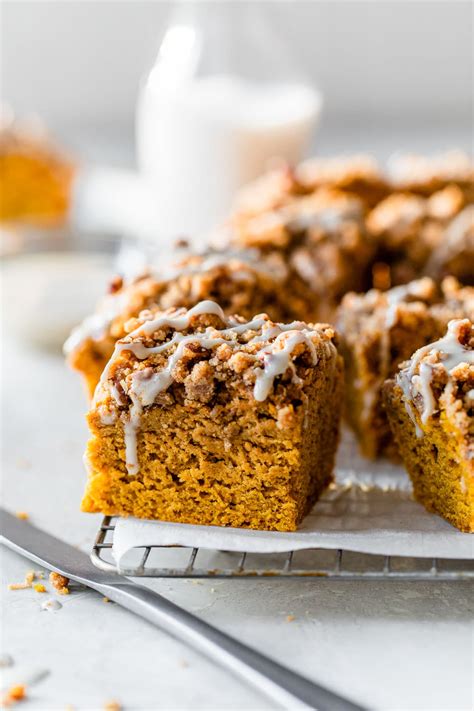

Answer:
[103,702,121,711]
[1,684,26,706]
[15,512,29,521]
[103,597,111,603]
[7,569,36,590]
[0,654,14,668]
[34,584,47,594]
[49,572,70,595]
[8,583,30,591]
[286,615,295,623]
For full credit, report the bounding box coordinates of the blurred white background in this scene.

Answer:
[1,0,472,161]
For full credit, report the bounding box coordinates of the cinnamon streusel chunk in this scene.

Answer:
[82,301,343,531]
[338,277,473,459]
[383,319,474,532]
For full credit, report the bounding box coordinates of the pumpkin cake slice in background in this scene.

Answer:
[229,185,376,322]
[383,319,474,532]
[0,117,75,227]
[338,277,474,460]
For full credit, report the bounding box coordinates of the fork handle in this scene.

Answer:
[93,580,365,711]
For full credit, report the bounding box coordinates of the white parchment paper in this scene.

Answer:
[112,430,473,562]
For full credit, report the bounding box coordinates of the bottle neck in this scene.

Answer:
[162,1,304,85]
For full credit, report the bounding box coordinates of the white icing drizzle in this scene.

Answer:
[253,331,318,401]
[96,300,331,475]
[397,319,474,433]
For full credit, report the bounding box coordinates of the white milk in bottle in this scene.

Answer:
[136,3,322,244]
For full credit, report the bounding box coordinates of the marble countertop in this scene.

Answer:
[2,295,473,710]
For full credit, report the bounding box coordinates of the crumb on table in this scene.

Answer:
[49,572,70,595]
[33,584,47,593]
[15,512,29,521]
[8,570,37,591]
[103,702,121,711]
[1,685,26,707]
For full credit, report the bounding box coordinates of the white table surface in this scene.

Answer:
[2,127,473,710]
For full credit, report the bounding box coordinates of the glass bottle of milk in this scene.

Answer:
[136,1,322,244]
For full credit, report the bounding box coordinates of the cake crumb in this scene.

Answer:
[1,684,26,706]
[103,597,111,603]
[8,569,37,591]
[8,582,30,591]
[15,512,29,521]
[286,615,295,623]
[103,702,121,711]
[49,572,70,595]
[34,584,47,593]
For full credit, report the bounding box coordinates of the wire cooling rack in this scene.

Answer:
[91,517,474,580]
